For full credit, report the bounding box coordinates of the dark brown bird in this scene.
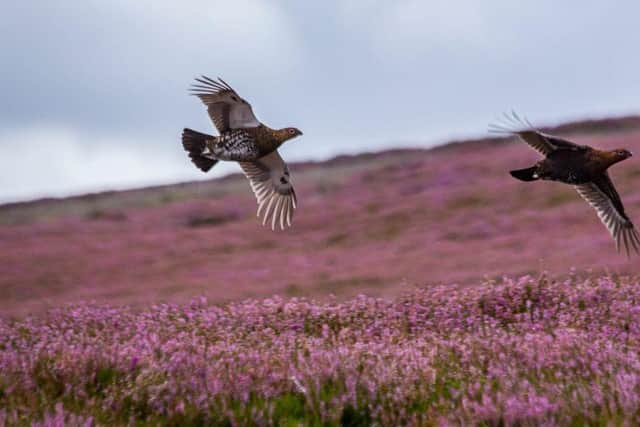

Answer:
[181,76,303,230]
[490,112,639,255]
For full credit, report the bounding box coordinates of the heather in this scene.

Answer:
[1,118,640,317]
[2,274,640,425]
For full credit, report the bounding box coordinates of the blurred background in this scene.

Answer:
[2,1,640,316]
[2,0,640,202]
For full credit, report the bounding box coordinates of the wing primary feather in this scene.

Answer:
[282,198,288,227]
[284,198,291,227]
[623,229,631,258]
[194,77,223,90]
[256,189,267,204]
[487,123,513,134]
[255,186,270,202]
[627,228,638,254]
[257,198,267,218]
[280,197,289,230]
[190,85,222,93]
[265,195,277,221]
[256,194,268,206]
[262,195,276,226]
[191,82,218,89]
[196,77,226,93]
[492,115,511,130]
[510,110,520,124]
[199,75,223,87]
[524,116,535,129]
[271,196,283,230]
[504,111,517,127]
[628,229,636,254]
[613,222,621,240]
[217,77,235,91]
[276,196,285,230]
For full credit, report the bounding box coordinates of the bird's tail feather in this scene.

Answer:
[509,166,539,182]
[182,128,218,172]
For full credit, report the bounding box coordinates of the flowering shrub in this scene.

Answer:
[2,129,639,317]
[2,274,640,425]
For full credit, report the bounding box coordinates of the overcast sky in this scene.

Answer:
[1,1,640,202]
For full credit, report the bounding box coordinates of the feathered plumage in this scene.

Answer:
[491,111,638,256]
[181,76,302,230]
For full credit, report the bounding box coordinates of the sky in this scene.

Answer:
[1,0,640,203]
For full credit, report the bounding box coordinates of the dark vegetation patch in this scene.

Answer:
[85,209,128,221]
[326,232,349,246]
[313,276,385,294]
[366,211,411,240]
[446,194,490,210]
[184,211,239,228]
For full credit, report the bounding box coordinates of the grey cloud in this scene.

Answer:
[1,0,640,201]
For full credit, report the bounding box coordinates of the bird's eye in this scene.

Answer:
[288,129,295,134]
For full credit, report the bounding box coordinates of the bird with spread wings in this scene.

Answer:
[181,76,303,230]
[490,112,639,256]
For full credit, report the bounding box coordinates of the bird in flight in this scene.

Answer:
[182,76,302,230]
[490,112,638,256]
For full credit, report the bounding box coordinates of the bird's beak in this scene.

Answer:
[298,130,304,137]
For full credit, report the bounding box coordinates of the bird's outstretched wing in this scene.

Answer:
[189,76,260,132]
[574,173,640,256]
[239,150,297,230]
[489,111,585,156]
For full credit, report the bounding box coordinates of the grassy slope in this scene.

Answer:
[1,116,640,317]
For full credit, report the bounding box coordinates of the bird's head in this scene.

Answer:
[275,127,303,144]
[612,148,633,162]
[284,127,303,140]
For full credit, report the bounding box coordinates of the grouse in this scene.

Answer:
[182,76,302,230]
[490,112,638,256]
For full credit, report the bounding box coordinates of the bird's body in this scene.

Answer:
[181,76,302,230]
[491,112,639,255]
[201,126,293,162]
[528,148,616,184]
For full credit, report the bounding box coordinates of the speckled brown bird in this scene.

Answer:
[490,112,639,256]
[181,76,302,230]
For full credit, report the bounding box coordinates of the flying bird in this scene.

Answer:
[490,112,638,256]
[181,76,302,230]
